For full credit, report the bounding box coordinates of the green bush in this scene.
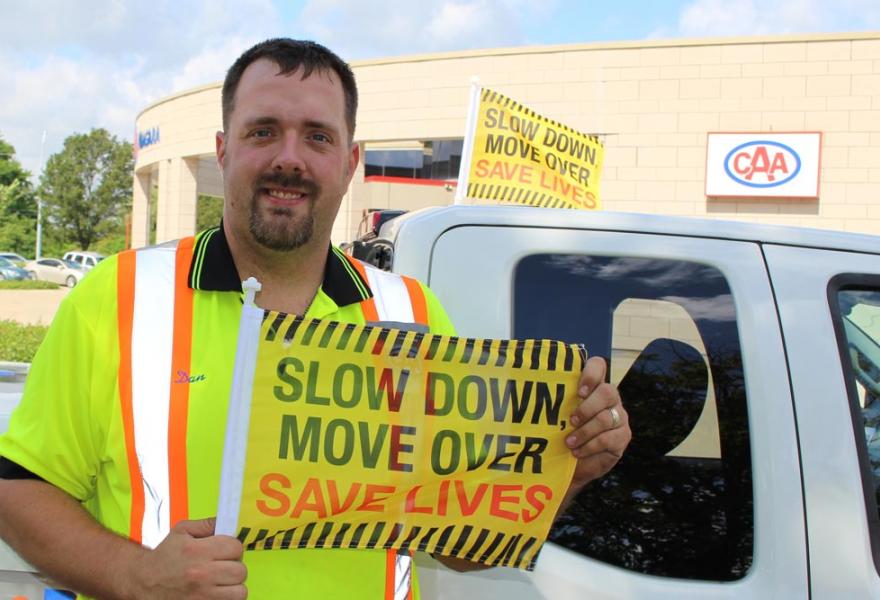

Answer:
[0,280,60,290]
[0,320,48,362]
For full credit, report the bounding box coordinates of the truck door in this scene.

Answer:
[415,225,808,599]
[764,244,880,598]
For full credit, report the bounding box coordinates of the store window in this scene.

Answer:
[364,139,462,181]
[514,254,753,581]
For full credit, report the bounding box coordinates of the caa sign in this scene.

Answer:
[706,132,821,198]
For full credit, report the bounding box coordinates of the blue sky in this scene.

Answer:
[1,0,879,177]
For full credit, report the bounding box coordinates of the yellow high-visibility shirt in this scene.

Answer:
[0,225,455,598]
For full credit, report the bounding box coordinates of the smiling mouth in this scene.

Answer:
[263,188,308,205]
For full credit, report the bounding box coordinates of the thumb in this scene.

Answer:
[173,517,217,539]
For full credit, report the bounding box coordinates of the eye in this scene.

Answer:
[249,128,274,138]
[309,132,331,143]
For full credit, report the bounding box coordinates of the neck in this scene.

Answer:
[224,223,328,315]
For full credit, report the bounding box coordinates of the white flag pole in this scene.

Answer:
[454,76,481,205]
[216,276,264,536]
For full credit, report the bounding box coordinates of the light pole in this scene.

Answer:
[35,130,45,260]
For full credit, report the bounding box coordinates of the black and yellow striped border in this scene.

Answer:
[262,313,583,372]
[466,182,573,209]
[238,521,542,570]
[481,87,602,147]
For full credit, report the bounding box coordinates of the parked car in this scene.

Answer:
[341,209,406,270]
[24,258,85,288]
[62,251,104,271]
[0,253,28,268]
[0,257,31,281]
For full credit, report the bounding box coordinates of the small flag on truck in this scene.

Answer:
[456,84,604,210]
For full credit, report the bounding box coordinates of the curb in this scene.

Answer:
[0,362,29,382]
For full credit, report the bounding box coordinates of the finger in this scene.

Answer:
[173,517,217,538]
[205,535,245,561]
[568,382,620,429]
[570,425,632,460]
[212,560,248,586]
[572,449,625,485]
[576,356,607,398]
[566,402,629,449]
[215,584,248,600]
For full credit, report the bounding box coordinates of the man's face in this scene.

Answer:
[216,58,358,252]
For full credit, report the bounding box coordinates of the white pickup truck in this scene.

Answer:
[3,205,880,599]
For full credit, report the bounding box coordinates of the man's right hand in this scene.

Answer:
[129,518,247,599]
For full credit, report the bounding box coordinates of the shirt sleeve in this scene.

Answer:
[0,275,114,501]
[420,282,457,336]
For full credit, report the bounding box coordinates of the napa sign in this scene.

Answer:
[705,132,821,198]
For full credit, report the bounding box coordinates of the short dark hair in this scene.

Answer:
[221,38,358,140]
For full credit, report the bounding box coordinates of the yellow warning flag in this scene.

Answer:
[465,87,604,210]
[222,313,585,570]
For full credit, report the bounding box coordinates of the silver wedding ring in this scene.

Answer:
[608,406,621,429]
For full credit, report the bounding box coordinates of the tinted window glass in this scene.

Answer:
[364,139,463,181]
[514,254,753,581]
[834,286,880,562]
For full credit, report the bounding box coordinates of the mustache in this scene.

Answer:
[255,171,320,194]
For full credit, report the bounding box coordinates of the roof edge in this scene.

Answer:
[137,30,880,121]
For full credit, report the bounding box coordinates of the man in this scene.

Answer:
[0,39,630,598]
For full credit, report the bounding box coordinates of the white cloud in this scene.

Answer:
[299,0,542,59]
[2,0,878,181]
[0,0,284,180]
[658,0,880,39]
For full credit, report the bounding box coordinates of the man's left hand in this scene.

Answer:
[565,356,631,498]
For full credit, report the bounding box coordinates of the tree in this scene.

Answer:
[0,134,36,257]
[197,194,224,231]
[39,128,133,251]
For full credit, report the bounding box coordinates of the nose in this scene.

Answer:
[272,134,306,173]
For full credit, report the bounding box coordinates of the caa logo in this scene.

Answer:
[724,141,801,188]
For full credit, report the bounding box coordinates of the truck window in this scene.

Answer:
[513,254,752,581]
[832,284,880,571]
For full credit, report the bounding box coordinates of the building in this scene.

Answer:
[132,31,880,248]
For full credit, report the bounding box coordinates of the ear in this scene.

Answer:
[215,131,226,175]
[345,142,360,184]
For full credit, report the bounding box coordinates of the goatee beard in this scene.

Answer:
[249,171,320,251]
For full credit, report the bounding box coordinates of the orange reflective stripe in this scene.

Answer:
[385,549,396,600]
[402,276,428,325]
[347,256,380,322]
[168,237,195,527]
[116,249,144,544]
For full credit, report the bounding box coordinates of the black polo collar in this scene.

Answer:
[186,224,372,307]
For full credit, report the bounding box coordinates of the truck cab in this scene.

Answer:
[376,205,880,599]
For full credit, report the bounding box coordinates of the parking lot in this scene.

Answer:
[0,288,69,325]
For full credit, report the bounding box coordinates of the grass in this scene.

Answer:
[0,279,60,290]
[0,320,48,363]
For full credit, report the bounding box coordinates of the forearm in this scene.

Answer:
[0,478,146,600]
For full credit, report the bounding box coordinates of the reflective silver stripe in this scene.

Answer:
[367,263,417,599]
[394,551,412,600]
[130,243,178,548]
[363,264,414,323]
